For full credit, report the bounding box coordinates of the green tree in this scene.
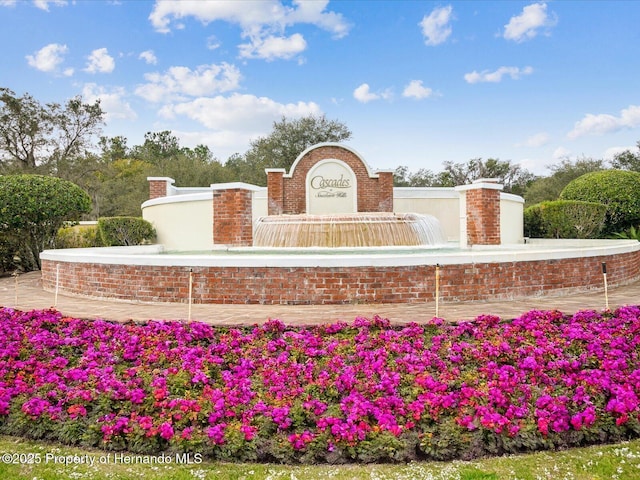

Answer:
[93,158,154,217]
[437,158,535,194]
[154,143,234,187]
[610,141,640,171]
[0,88,104,174]
[523,157,604,205]
[129,130,181,176]
[227,115,352,185]
[393,165,437,187]
[128,131,232,187]
[559,169,640,235]
[98,135,130,162]
[396,158,534,193]
[0,175,91,270]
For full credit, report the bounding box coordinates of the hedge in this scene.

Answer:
[560,170,640,235]
[524,200,607,239]
[97,217,156,246]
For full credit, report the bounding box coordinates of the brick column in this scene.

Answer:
[455,179,503,247]
[212,186,253,246]
[147,177,175,200]
[376,170,394,212]
[265,168,285,215]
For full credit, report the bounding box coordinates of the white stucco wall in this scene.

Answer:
[500,193,525,244]
[142,193,213,251]
[393,188,460,242]
[252,188,268,220]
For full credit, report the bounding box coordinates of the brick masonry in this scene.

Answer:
[466,187,501,245]
[273,145,393,214]
[266,169,285,216]
[41,249,640,305]
[148,179,172,200]
[212,189,253,246]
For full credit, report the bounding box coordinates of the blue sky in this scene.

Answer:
[1,1,639,175]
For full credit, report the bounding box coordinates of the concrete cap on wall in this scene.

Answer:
[210,182,264,192]
[454,179,504,192]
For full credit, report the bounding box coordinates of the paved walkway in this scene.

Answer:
[1,271,639,326]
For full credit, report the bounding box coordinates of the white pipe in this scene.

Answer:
[602,262,609,310]
[54,264,60,308]
[188,269,193,322]
[435,263,440,318]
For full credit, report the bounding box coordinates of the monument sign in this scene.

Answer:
[306,159,357,214]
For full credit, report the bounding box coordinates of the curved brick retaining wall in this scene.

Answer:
[40,241,640,305]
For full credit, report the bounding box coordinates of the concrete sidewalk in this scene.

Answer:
[1,271,639,326]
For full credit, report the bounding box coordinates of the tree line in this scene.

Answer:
[2,87,640,219]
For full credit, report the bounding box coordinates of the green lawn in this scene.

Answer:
[0,435,638,480]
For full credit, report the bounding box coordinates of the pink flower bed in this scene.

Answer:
[0,306,639,463]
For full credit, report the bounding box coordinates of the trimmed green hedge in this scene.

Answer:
[56,223,104,249]
[0,174,91,270]
[524,200,606,239]
[97,217,156,246]
[560,170,640,234]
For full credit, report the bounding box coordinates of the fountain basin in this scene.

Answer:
[40,239,640,305]
[253,212,447,248]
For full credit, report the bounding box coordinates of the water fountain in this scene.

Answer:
[40,143,640,305]
[253,213,446,248]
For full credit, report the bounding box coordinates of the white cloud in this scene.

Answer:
[353,84,379,103]
[148,0,349,61]
[285,0,350,38]
[0,1,17,7]
[33,0,67,11]
[26,43,69,73]
[503,2,557,42]
[82,83,137,121]
[517,132,550,148]
[139,50,157,65]
[419,5,453,46]
[207,35,221,50]
[464,66,533,84]
[85,48,115,74]
[135,63,241,102]
[553,146,571,159]
[159,93,321,134]
[567,105,640,139]
[238,33,306,61]
[402,80,434,100]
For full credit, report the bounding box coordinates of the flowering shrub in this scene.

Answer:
[0,307,639,463]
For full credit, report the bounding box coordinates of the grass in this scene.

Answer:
[0,435,639,479]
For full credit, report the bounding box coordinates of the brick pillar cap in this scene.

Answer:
[210,182,264,192]
[147,177,175,184]
[375,169,395,174]
[265,168,286,174]
[454,181,504,192]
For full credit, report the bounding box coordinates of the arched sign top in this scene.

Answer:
[286,142,379,179]
[306,158,357,214]
[264,142,394,215]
